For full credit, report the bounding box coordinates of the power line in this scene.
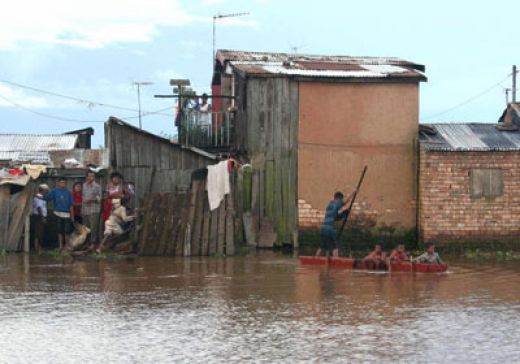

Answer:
[0,78,173,116]
[0,91,175,124]
[423,73,512,121]
[0,93,105,123]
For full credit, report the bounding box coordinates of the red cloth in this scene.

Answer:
[73,191,82,218]
[8,169,24,175]
[227,160,234,173]
[102,198,112,222]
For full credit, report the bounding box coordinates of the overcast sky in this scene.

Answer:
[0,0,518,146]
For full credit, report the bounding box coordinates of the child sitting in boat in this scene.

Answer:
[414,243,444,264]
[389,243,409,262]
[363,243,387,269]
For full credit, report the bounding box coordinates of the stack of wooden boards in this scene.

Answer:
[139,170,236,256]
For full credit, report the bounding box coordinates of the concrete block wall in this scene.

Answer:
[419,149,520,242]
[298,199,324,228]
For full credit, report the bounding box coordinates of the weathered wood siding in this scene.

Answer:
[105,117,215,199]
[139,170,237,256]
[235,77,299,246]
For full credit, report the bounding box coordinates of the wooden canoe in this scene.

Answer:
[299,256,448,273]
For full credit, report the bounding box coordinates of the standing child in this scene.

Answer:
[31,184,49,255]
[72,182,83,224]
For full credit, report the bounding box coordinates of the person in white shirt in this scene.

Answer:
[31,184,49,255]
[198,93,212,128]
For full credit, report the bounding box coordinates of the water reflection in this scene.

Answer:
[0,252,519,363]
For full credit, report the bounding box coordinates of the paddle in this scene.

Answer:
[336,166,368,257]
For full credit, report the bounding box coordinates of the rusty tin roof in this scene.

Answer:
[216,50,426,81]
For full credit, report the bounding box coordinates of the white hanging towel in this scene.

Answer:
[207,160,230,211]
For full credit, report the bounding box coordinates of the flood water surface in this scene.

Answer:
[0,252,519,363]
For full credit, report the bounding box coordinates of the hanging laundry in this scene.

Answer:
[63,158,82,169]
[8,168,24,176]
[22,164,47,180]
[207,160,230,211]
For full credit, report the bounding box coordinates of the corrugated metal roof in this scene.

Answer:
[0,134,78,152]
[217,50,426,81]
[420,123,520,151]
[0,134,78,164]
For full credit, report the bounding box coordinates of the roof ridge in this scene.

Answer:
[0,133,77,137]
[217,49,411,63]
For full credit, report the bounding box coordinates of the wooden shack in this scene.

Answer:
[105,117,217,197]
[212,50,427,247]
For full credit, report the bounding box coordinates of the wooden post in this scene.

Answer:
[24,215,30,253]
[0,186,10,250]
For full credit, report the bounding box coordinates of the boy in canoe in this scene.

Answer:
[414,243,444,264]
[315,191,352,257]
[363,243,387,269]
[389,243,409,262]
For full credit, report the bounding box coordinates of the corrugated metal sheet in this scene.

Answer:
[0,151,50,164]
[217,50,426,81]
[0,134,78,152]
[0,134,78,164]
[420,123,520,151]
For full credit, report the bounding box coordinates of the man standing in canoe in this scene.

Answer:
[315,191,353,258]
[414,243,444,264]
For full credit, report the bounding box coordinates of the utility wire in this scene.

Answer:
[0,93,105,123]
[0,78,173,117]
[0,91,175,124]
[423,73,512,121]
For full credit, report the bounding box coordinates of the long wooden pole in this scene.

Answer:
[336,166,368,255]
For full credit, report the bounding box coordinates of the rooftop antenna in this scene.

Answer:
[132,81,154,129]
[289,43,306,55]
[505,88,511,105]
[213,12,250,66]
[513,65,517,103]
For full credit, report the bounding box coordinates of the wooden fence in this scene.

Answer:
[138,170,236,256]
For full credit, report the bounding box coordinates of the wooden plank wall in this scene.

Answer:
[0,186,10,249]
[0,183,35,252]
[237,77,299,246]
[105,117,215,199]
[138,170,236,256]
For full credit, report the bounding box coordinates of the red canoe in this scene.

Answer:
[298,256,328,265]
[413,263,448,273]
[299,256,448,273]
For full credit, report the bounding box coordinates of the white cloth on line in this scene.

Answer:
[207,160,230,211]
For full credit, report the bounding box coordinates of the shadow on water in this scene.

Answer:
[0,251,519,363]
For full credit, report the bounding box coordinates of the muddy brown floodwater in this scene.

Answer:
[0,251,519,364]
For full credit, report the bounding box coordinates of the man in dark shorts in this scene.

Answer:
[46,177,74,250]
[315,191,352,257]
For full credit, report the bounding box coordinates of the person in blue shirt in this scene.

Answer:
[315,191,353,257]
[46,177,74,250]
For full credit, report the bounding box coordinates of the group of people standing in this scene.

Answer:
[30,171,135,254]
